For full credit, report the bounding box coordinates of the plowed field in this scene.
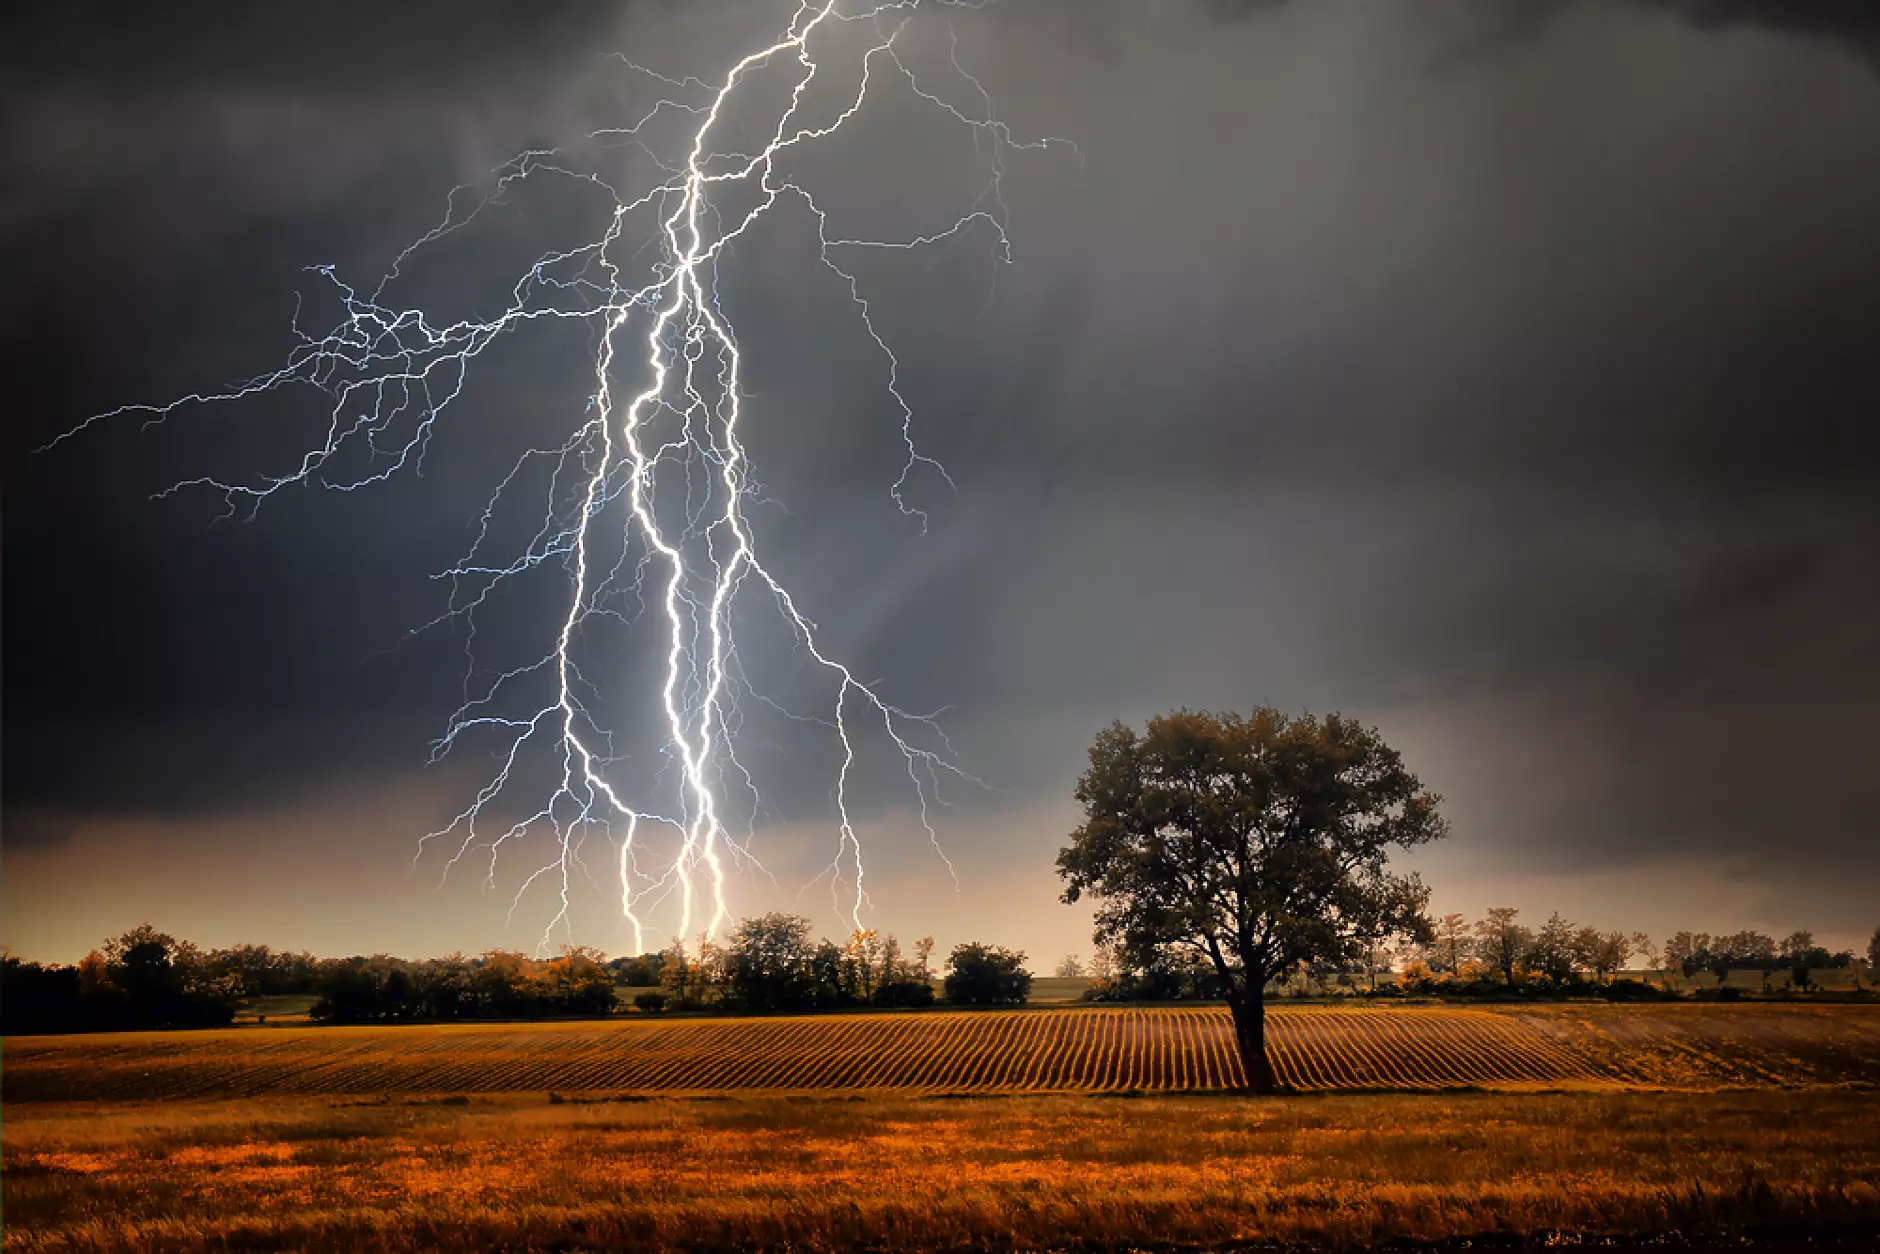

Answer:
[8,1004,1878,1102]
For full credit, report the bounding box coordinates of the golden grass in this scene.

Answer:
[8,1003,1879,1103]
[6,1090,1879,1252]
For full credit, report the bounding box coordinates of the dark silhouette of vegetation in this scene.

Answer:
[942,943,1032,1005]
[1081,905,1869,1006]
[308,948,616,1023]
[7,904,1868,1038]
[1475,908,1530,986]
[719,914,822,1012]
[1780,931,1834,993]
[1059,707,1445,1091]
[608,951,666,987]
[2,926,246,1034]
[655,918,946,1013]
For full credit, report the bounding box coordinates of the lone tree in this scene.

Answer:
[1058,708,1445,1091]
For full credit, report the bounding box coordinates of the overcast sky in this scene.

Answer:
[5,0,1878,964]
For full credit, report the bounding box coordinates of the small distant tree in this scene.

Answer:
[1720,930,1776,967]
[1664,931,1710,984]
[1083,945,1121,999]
[1869,926,1880,972]
[413,953,476,1019]
[854,930,933,1007]
[839,929,887,1004]
[1779,931,1830,992]
[873,968,937,1007]
[943,943,1031,1006]
[77,949,112,999]
[1054,955,1086,979]
[1432,913,1470,975]
[658,938,701,1007]
[1629,932,1657,977]
[1526,913,1579,985]
[913,936,936,981]
[633,991,667,1013]
[1571,927,1629,983]
[721,914,817,1012]
[118,935,181,1013]
[1474,909,1532,987]
[544,946,618,1015]
[95,924,237,1028]
[610,952,666,988]
[311,955,414,1023]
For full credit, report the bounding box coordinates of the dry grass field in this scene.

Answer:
[8,1003,1880,1102]
[6,1090,1879,1252]
[7,1005,1879,1251]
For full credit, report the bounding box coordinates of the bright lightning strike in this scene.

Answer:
[50,1,1068,953]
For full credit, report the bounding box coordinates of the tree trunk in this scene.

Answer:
[1228,988,1279,1092]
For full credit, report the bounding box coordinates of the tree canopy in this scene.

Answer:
[1058,707,1445,1089]
[943,943,1032,1006]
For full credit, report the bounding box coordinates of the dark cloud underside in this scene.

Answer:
[4,0,1876,959]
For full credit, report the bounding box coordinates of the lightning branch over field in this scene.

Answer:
[52,1,1067,953]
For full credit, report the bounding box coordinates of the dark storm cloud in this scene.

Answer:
[0,2,622,90]
[5,0,1878,952]
[1433,0,1880,79]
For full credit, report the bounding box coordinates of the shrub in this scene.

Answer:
[943,943,1031,1006]
[873,977,937,1008]
[1598,978,1666,1002]
[634,991,667,1014]
[1694,985,1744,1002]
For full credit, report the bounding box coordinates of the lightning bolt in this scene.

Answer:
[48,1,1068,953]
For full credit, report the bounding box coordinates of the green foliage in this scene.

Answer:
[872,976,937,1007]
[310,947,618,1024]
[609,952,667,988]
[1570,926,1632,982]
[721,913,820,1012]
[633,991,668,1013]
[943,943,1032,1005]
[1527,912,1579,985]
[1059,708,1444,1088]
[1059,710,1443,984]
[1474,909,1531,986]
[1431,913,1470,975]
[1084,944,1227,1001]
[1,926,317,1034]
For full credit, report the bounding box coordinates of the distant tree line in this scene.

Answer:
[1658,929,1863,993]
[308,948,618,1023]
[2,917,1034,1034]
[637,916,1028,1014]
[0,925,315,1034]
[1069,911,1878,1004]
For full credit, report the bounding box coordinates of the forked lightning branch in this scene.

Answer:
[51,1,1068,952]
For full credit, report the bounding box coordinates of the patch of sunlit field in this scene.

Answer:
[6,1090,1879,1252]
[9,1004,1879,1102]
